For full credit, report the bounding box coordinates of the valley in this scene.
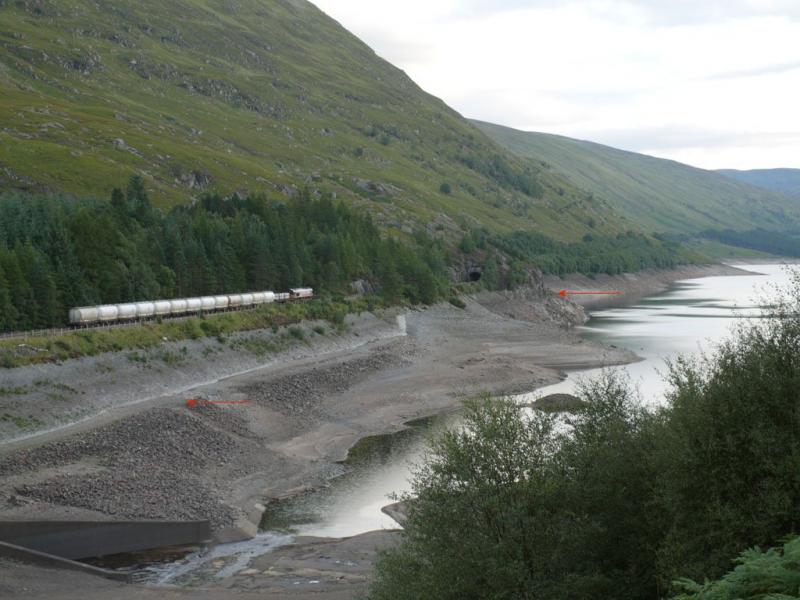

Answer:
[2,1,800,598]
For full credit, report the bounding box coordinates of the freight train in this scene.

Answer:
[68,288,313,326]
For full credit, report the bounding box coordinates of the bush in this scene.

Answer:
[653,271,800,585]
[672,537,800,600]
[439,182,452,194]
[447,297,465,309]
[369,395,562,600]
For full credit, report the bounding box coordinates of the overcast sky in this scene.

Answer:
[312,0,800,170]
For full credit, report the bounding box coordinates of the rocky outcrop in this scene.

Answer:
[473,284,587,329]
[529,393,585,413]
[180,169,214,189]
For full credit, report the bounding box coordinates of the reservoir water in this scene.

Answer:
[145,263,794,582]
[262,263,794,539]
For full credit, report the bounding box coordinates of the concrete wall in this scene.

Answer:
[0,520,211,560]
[0,541,131,582]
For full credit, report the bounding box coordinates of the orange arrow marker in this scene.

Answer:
[186,399,251,408]
[559,290,623,297]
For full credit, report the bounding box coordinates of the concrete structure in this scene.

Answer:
[0,520,211,560]
[0,540,131,582]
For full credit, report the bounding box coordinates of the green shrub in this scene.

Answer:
[672,537,800,600]
[447,297,466,309]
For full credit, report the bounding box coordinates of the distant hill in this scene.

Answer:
[0,0,615,241]
[472,120,800,234]
[718,169,800,200]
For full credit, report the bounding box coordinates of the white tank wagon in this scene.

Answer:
[135,302,156,319]
[117,304,137,320]
[67,288,313,327]
[170,299,189,314]
[68,307,100,325]
[185,298,203,313]
[252,291,276,305]
[98,305,119,322]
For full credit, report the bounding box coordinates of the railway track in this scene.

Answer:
[0,300,306,342]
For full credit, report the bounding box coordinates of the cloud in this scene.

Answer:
[577,127,800,152]
[311,0,800,169]
[428,0,800,24]
[705,60,800,80]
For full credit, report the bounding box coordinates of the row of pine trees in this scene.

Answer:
[0,177,448,332]
[0,176,691,333]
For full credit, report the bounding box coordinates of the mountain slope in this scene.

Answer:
[718,169,800,200]
[473,120,800,234]
[0,0,614,240]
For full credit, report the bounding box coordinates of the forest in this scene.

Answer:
[0,177,448,332]
[0,177,694,333]
[701,228,800,257]
[492,229,690,276]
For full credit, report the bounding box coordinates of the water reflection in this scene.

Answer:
[529,264,792,405]
[264,263,793,538]
[261,416,452,538]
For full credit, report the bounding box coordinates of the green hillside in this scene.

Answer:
[718,168,800,199]
[473,120,800,235]
[0,0,615,241]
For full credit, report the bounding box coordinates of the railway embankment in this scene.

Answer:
[0,312,401,445]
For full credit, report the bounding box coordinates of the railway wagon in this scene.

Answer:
[290,288,314,299]
[68,288,313,326]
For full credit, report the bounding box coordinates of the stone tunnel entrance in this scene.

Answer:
[467,266,483,282]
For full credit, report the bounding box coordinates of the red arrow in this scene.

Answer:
[186,399,250,408]
[559,290,623,297]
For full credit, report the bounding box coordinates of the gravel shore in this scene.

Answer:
[0,264,748,599]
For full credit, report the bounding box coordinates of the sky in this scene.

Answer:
[312,0,800,170]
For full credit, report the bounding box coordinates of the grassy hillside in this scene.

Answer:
[0,0,616,241]
[718,168,800,200]
[473,120,800,235]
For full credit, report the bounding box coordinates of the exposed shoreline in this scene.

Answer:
[0,262,757,599]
